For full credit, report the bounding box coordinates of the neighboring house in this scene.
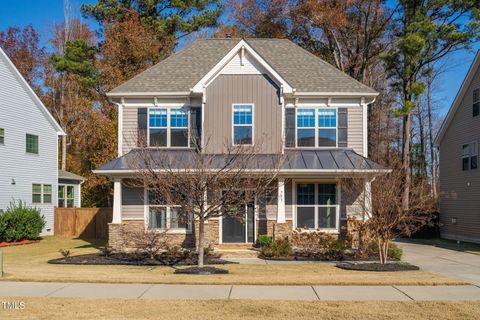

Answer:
[95,38,388,248]
[0,47,84,234]
[435,51,480,243]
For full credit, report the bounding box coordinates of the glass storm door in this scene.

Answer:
[222,201,255,243]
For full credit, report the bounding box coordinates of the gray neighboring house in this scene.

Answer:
[95,38,388,249]
[0,47,84,235]
[436,51,480,243]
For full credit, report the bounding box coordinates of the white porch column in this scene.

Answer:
[112,178,122,223]
[277,177,286,223]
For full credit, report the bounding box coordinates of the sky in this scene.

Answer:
[0,0,479,117]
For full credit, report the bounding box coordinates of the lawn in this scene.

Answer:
[403,238,480,255]
[1,298,480,320]
[0,236,465,285]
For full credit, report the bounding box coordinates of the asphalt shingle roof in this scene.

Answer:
[109,38,377,95]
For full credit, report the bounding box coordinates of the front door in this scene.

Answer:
[222,202,255,243]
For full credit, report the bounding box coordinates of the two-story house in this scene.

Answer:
[436,51,480,243]
[95,38,388,248]
[0,47,84,234]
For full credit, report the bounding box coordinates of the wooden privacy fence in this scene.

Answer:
[54,208,113,240]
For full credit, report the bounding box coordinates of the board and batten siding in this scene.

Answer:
[122,106,139,154]
[348,107,363,155]
[0,53,59,233]
[204,74,282,154]
[439,63,480,243]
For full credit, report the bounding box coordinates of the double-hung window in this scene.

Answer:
[463,142,478,171]
[26,133,39,154]
[58,185,75,208]
[149,108,189,147]
[0,128,4,144]
[148,191,191,231]
[32,184,52,204]
[473,88,479,117]
[296,183,338,230]
[296,109,337,147]
[233,104,253,145]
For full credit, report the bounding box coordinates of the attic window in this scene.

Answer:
[473,89,479,117]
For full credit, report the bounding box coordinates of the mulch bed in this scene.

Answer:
[48,253,236,266]
[174,266,229,275]
[0,239,40,247]
[336,262,420,272]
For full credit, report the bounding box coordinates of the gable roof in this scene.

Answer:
[436,50,480,144]
[0,47,65,135]
[107,38,377,97]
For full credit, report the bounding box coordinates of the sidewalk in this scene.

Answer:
[0,281,479,301]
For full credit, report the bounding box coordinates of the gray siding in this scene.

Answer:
[0,52,59,233]
[122,106,139,154]
[439,63,480,243]
[122,185,144,220]
[348,107,363,155]
[204,74,282,153]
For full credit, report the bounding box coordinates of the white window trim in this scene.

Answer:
[26,133,39,155]
[218,198,258,244]
[32,183,52,204]
[232,103,255,146]
[295,107,338,148]
[58,184,75,208]
[147,107,190,148]
[143,188,192,234]
[292,180,340,233]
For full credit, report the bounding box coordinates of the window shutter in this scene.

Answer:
[338,108,348,148]
[190,107,202,149]
[137,108,148,147]
[473,89,479,117]
[285,108,296,148]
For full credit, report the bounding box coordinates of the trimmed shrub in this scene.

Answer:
[0,201,45,242]
[256,234,272,247]
[260,238,292,258]
[290,230,349,260]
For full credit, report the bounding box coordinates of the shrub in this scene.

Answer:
[290,230,349,260]
[260,238,292,258]
[59,249,71,258]
[256,234,272,247]
[0,201,45,242]
[369,241,403,260]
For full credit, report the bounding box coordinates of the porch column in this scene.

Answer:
[277,178,286,223]
[112,178,122,223]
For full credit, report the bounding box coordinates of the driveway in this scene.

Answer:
[398,241,480,286]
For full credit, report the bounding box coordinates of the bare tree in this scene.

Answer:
[342,158,435,264]
[128,138,283,268]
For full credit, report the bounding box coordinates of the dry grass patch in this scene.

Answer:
[1,297,480,320]
[0,236,465,285]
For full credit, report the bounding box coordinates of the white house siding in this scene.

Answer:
[348,107,364,155]
[0,52,59,234]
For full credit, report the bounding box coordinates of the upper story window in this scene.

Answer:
[297,109,337,147]
[0,128,4,144]
[473,88,479,117]
[26,133,39,154]
[233,104,253,145]
[462,142,478,171]
[149,108,189,147]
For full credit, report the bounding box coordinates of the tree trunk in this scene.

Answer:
[402,113,412,210]
[417,98,427,179]
[426,76,438,199]
[197,216,205,268]
[61,135,67,171]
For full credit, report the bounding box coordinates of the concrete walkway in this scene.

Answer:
[397,241,480,286]
[0,281,479,301]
